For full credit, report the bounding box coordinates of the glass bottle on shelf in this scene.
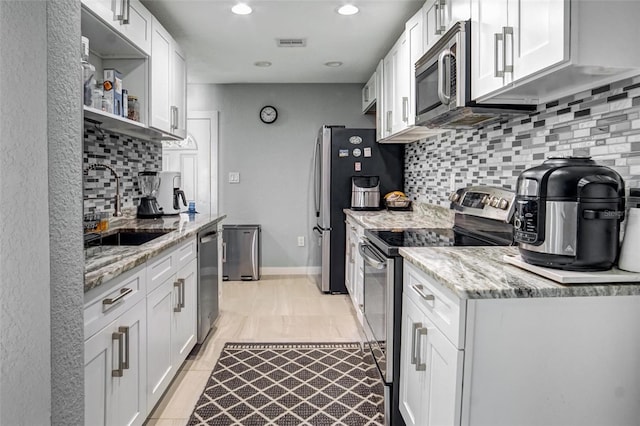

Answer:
[127,96,140,122]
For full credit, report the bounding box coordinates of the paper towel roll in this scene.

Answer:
[618,208,640,272]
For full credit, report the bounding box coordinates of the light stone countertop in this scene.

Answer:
[344,202,454,230]
[400,246,640,299]
[84,213,226,292]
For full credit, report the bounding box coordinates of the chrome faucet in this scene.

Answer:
[84,163,122,217]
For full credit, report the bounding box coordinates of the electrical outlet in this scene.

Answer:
[229,172,240,183]
[297,236,305,247]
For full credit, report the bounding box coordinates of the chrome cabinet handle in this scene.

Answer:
[102,287,133,306]
[412,284,435,301]
[174,281,182,312]
[170,106,179,130]
[116,0,125,21]
[364,86,369,103]
[179,278,186,308]
[439,0,446,34]
[437,49,453,105]
[402,97,409,123]
[434,2,440,36]
[386,111,392,133]
[416,326,428,371]
[222,242,227,263]
[503,26,514,74]
[411,322,421,365]
[494,32,504,77]
[119,326,130,369]
[112,331,124,377]
[435,0,446,35]
[200,231,218,244]
[123,0,131,24]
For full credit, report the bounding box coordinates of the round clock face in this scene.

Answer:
[260,105,278,124]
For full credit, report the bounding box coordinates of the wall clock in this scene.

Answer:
[260,105,278,124]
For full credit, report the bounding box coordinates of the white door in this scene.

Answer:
[163,111,219,216]
[509,0,568,81]
[471,0,509,99]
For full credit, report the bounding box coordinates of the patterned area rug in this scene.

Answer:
[188,342,385,425]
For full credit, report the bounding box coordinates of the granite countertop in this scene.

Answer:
[84,213,226,292]
[344,202,454,229]
[400,246,640,299]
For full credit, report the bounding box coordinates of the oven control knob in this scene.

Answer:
[489,197,499,207]
[481,195,491,205]
[514,217,522,230]
[448,192,460,202]
[498,198,509,210]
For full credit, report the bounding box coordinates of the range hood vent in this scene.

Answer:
[277,38,306,47]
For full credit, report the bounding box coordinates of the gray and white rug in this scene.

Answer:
[188,342,385,425]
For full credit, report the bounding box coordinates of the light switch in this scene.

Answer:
[229,172,240,183]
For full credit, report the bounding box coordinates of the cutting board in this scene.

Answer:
[503,255,640,284]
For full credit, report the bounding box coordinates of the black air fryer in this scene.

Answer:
[514,157,625,271]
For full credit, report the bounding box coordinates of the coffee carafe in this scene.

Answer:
[158,171,188,215]
[137,171,163,218]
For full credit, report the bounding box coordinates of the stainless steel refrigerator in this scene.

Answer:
[311,126,404,293]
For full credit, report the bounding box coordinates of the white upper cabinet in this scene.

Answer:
[375,59,385,141]
[150,17,187,139]
[472,0,640,104]
[423,0,470,53]
[362,71,377,113]
[382,31,410,137]
[406,9,424,127]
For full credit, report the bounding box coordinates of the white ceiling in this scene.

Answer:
[140,0,424,84]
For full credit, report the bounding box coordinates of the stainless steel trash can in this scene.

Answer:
[222,225,261,281]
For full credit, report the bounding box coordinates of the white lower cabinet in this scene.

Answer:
[84,265,148,426]
[85,237,199,424]
[345,217,365,324]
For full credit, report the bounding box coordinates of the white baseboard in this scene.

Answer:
[261,266,321,276]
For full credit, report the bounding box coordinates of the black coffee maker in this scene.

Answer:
[137,171,163,218]
[514,157,625,271]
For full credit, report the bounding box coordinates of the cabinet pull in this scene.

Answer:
[494,32,504,77]
[123,0,131,24]
[435,0,446,35]
[412,284,435,302]
[102,287,133,306]
[416,326,428,371]
[503,26,514,74]
[178,278,186,308]
[118,326,130,370]
[222,242,227,263]
[434,3,440,36]
[173,281,182,312]
[112,331,124,377]
[411,322,421,365]
[386,111,392,133]
[364,86,369,103]
[116,0,125,21]
[402,97,409,123]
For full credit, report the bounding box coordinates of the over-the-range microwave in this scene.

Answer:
[415,20,534,129]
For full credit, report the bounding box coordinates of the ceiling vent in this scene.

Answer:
[277,38,307,48]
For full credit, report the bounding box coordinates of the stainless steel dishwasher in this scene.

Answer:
[197,223,219,344]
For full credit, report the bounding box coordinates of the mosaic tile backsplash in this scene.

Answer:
[405,75,640,206]
[83,127,162,215]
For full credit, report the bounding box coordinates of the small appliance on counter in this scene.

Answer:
[513,157,625,271]
[157,171,187,215]
[618,188,640,272]
[350,176,380,210]
[137,171,163,218]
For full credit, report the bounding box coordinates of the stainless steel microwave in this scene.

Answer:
[415,20,533,129]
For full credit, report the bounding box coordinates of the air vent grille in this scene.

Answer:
[277,38,307,47]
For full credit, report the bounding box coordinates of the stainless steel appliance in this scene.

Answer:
[157,171,187,215]
[312,125,404,294]
[136,171,163,218]
[514,157,625,271]
[197,223,220,343]
[415,21,534,130]
[222,225,261,281]
[351,176,381,210]
[359,186,516,425]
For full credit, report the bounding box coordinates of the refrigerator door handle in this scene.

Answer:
[313,138,321,218]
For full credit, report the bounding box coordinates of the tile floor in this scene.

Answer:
[144,275,364,425]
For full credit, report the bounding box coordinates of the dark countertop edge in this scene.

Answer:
[399,247,640,300]
[84,214,226,293]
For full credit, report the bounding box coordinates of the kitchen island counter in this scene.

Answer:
[400,246,640,299]
[84,213,226,292]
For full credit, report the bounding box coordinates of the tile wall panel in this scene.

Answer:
[83,127,162,214]
[405,75,640,206]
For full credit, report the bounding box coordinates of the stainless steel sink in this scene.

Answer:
[85,230,171,247]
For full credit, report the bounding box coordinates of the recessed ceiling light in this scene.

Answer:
[254,61,272,67]
[324,61,343,67]
[231,3,252,15]
[337,4,359,15]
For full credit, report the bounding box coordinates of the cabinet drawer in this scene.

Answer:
[84,264,146,340]
[175,237,197,270]
[403,261,466,348]
[147,246,176,293]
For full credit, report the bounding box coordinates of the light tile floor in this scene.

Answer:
[144,275,363,425]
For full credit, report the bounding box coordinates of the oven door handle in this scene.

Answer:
[358,242,387,270]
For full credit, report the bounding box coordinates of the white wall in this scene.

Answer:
[188,83,373,271]
[0,1,83,424]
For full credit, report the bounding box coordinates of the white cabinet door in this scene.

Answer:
[383,32,410,137]
[171,42,187,139]
[375,59,385,141]
[471,0,509,99]
[509,0,568,81]
[118,0,152,55]
[406,9,424,127]
[362,71,377,113]
[399,296,427,426]
[146,276,175,412]
[344,223,354,297]
[150,17,172,134]
[172,257,197,364]
[84,321,112,426]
